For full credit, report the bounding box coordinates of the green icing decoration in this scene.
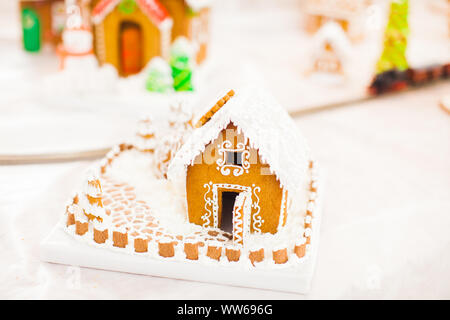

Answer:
[186,7,199,17]
[118,0,137,15]
[22,8,41,52]
[170,48,194,92]
[146,69,173,93]
[375,0,409,74]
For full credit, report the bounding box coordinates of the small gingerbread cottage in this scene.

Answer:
[20,0,66,52]
[91,0,173,76]
[89,0,210,76]
[168,88,311,246]
[312,21,351,74]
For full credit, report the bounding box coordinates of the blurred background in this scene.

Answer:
[0,0,448,156]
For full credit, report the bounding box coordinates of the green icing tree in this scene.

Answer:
[118,0,137,15]
[376,0,409,74]
[170,38,194,92]
[22,8,41,52]
[145,57,173,93]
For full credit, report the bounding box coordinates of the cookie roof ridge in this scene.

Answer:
[195,90,235,128]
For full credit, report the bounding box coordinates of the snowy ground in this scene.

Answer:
[59,147,314,276]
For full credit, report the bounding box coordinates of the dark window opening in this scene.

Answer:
[220,191,239,233]
[226,151,243,166]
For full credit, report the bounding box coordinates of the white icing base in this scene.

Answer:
[40,181,322,294]
[81,149,312,268]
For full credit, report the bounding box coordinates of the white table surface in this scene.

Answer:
[1,0,449,299]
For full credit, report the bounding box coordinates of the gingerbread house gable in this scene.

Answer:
[167,87,311,196]
[92,0,172,28]
[313,21,351,64]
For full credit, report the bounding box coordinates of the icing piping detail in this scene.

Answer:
[251,186,263,233]
[212,183,251,228]
[216,141,250,177]
[201,182,213,227]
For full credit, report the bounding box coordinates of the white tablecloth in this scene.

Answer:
[1,82,449,299]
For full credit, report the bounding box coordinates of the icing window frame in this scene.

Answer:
[216,141,250,177]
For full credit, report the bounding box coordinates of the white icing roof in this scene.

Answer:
[167,87,311,194]
[92,0,172,29]
[313,21,352,60]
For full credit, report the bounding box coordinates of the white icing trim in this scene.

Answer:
[201,182,213,228]
[216,141,250,177]
[278,188,288,231]
[251,185,263,233]
[212,183,251,228]
[232,191,252,246]
[160,20,172,60]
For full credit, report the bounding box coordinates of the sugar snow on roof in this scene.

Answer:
[167,87,311,194]
[313,21,351,60]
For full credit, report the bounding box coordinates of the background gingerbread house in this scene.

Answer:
[87,0,210,76]
[311,21,351,74]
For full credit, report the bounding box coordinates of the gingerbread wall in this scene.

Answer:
[186,123,285,235]
[160,0,189,41]
[160,0,210,64]
[193,8,209,64]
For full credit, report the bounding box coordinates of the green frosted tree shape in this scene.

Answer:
[170,38,194,92]
[375,0,409,74]
[145,57,173,93]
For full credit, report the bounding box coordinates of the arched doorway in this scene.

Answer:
[119,21,142,76]
[22,8,41,52]
[220,191,239,233]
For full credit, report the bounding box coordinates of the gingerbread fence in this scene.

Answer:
[65,144,319,267]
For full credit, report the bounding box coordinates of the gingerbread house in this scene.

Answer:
[311,21,351,75]
[89,0,210,76]
[167,89,311,245]
[59,86,319,279]
[303,0,370,41]
[20,0,66,52]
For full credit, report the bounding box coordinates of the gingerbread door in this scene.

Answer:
[120,22,142,76]
[22,8,41,52]
[232,191,252,246]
